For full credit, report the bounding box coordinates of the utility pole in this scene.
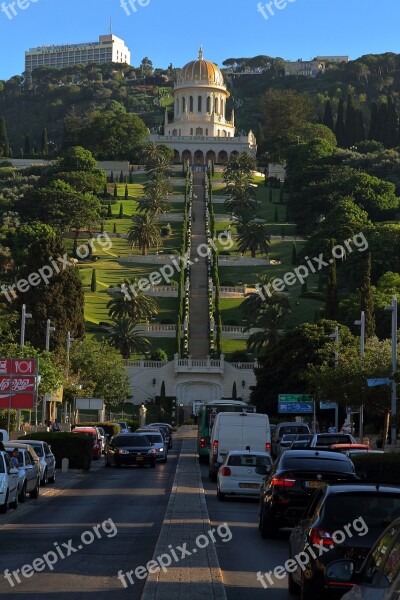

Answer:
[330,326,339,431]
[45,319,55,352]
[354,311,365,442]
[384,296,397,445]
[18,305,32,429]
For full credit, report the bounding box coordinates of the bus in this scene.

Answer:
[197,400,256,462]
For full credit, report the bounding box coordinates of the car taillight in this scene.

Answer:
[213,440,218,455]
[200,437,205,448]
[266,442,271,452]
[221,467,231,477]
[311,528,334,547]
[271,476,296,488]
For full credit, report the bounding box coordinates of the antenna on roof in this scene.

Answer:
[109,17,112,35]
[199,46,204,60]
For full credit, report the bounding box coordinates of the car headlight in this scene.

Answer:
[158,448,164,452]
[118,450,129,455]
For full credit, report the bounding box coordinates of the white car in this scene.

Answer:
[5,447,40,502]
[217,451,273,501]
[136,430,167,463]
[0,451,19,513]
[96,427,107,453]
[23,440,56,485]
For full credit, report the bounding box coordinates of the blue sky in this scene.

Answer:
[0,0,399,79]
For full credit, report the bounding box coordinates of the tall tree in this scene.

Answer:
[325,255,339,320]
[369,102,379,141]
[323,99,334,131]
[360,252,376,338]
[236,222,270,258]
[127,213,161,255]
[41,127,49,156]
[107,278,158,321]
[109,318,151,359]
[335,98,346,147]
[385,96,399,148]
[24,133,31,156]
[345,95,357,147]
[377,102,388,143]
[0,117,10,157]
[91,269,97,293]
[355,109,365,143]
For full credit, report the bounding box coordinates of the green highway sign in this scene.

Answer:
[278,394,313,414]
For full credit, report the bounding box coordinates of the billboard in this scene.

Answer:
[0,359,37,409]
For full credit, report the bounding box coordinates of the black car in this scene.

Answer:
[105,434,157,468]
[289,483,400,599]
[259,450,357,538]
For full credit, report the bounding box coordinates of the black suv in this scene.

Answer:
[259,449,357,537]
[105,434,157,468]
[289,483,400,599]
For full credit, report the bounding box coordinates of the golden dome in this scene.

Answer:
[178,47,225,87]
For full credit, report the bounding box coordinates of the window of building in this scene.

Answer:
[205,128,208,136]
[172,129,178,136]
[215,98,219,114]
[182,97,186,112]
[207,97,211,113]
[190,128,193,135]
[189,96,193,112]
[196,128,203,135]
[198,96,202,112]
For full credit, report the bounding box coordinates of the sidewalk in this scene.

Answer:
[141,428,227,600]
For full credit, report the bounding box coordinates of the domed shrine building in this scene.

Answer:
[149,49,257,165]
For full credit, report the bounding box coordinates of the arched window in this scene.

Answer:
[182,97,186,112]
[198,96,202,112]
[172,129,178,136]
[215,98,219,114]
[196,127,203,135]
[205,128,209,136]
[221,99,225,117]
[189,96,193,112]
[190,128,193,135]
[206,97,211,113]
[175,99,179,115]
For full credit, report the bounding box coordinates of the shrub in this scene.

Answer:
[125,419,139,432]
[228,350,251,363]
[0,409,17,431]
[77,421,120,440]
[20,432,92,470]
[151,348,168,361]
[352,453,400,484]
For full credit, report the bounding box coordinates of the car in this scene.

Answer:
[290,484,400,599]
[0,451,19,513]
[325,516,400,599]
[309,433,357,448]
[216,451,273,501]
[330,443,371,453]
[135,430,167,462]
[23,440,56,485]
[113,421,130,433]
[148,423,173,449]
[105,434,157,468]
[276,433,302,457]
[5,446,41,502]
[7,441,42,475]
[271,422,310,457]
[0,429,9,444]
[96,427,107,452]
[72,427,102,460]
[258,449,357,538]
[141,426,170,448]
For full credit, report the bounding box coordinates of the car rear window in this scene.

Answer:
[281,434,299,441]
[316,435,351,446]
[228,454,272,467]
[115,436,150,446]
[280,426,309,436]
[141,434,163,443]
[30,444,44,456]
[322,493,400,529]
[283,456,353,473]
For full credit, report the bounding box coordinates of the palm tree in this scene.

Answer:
[246,303,288,353]
[223,152,256,183]
[109,318,151,359]
[107,278,158,321]
[142,143,173,177]
[236,221,270,258]
[127,213,161,255]
[224,186,258,216]
[241,274,290,322]
[137,190,171,216]
[144,173,173,198]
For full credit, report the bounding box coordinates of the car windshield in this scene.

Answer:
[322,493,400,529]
[141,434,163,444]
[281,434,298,442]
[284,456,353,473]
[316,435,351,446]
[29,444,44,457]
[228,454,272,467]
[280,426,308,436]
[115,435,150,447]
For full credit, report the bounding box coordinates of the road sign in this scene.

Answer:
[320,402,337,410]
[0,359,37,409]
[346,406,360,415]
[367,378,391,387]
[278,394,313,414]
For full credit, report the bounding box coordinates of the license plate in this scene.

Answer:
[305,481,323,488]
[135,457,143,461]
[239,483,259,489]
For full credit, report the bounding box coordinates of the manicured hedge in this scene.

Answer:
[352,453,400,484]
[76,421,120,439]
[19,432,92,470]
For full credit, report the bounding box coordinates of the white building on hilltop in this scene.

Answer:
[149,48,257,165]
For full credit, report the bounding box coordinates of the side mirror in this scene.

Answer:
[325,560,355,584]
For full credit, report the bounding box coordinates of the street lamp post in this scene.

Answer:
[384,296,398,445]
[354,311,365,442]
[45,319,56,352]
[17,305,32,429]
[64,331,75,423]
[330,326,339,431]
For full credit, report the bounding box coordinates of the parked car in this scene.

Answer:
[113,421,130,433]
[217,451,273,501]
[148,423,173,449]
[23,440,56,485]
[209,412,271,481]
[271,422,310,457]
[309,433,357,448]
[258,449,357,538]
[6,441,41,474]
[105,434,157,468]
[136,430,167,462]
[5,446,41,502]
[325,516,400,599]
[0,451,19,513]
[72,427,102,460]
[289,483,400,599]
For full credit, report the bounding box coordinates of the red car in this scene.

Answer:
[72,427,102,460]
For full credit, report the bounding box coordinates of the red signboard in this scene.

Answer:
[0,359,37,409]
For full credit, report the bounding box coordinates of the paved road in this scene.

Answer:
[0,443,181,598]
[201,463,292,600]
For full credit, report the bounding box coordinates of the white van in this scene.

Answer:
[0,430,9,444]
[209,412,271,481]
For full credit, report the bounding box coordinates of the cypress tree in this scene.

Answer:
[41,127,49,156]
[377,102,388,143]
[103,183,108,197]
[323,99,334,131]
[369,102,379,141]
[119,202,124,218]
[345,95,357,147]
[256,122,265,146]
[355,110,365,143]
[90,269,97,292]
[335,98,346,147]
[129,171,133,184]
[72,238,78,259]
[385,96,399,148]
[274,206,279,222]
[107,201,112,218]
[325,253,339,320]
[124,185,128,200]
[0,117,9,158]
[291,242,297,266]
[110,171,114,183]
[24,133,31,156]
[160,381,166,407]
[119,170,124,183]
[360,252,375,338]
[113,184,118,198]
[113,222,117,234]
[100,222,104,233]
[232,381,237,400]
